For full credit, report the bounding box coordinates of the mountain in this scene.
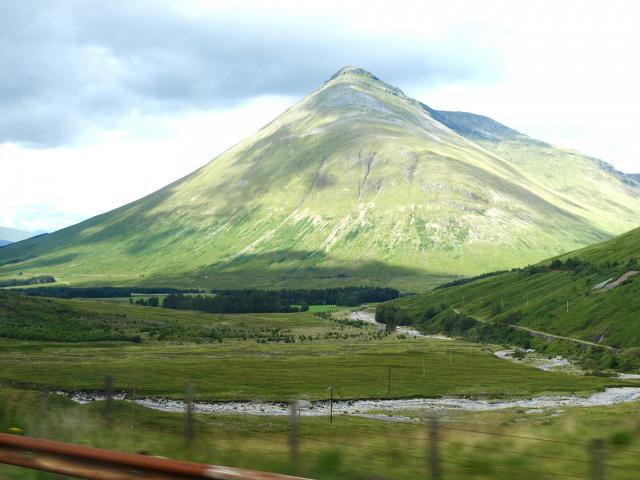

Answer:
[394,225,640,354]
[0,227,35,246]
[1,66,640,290]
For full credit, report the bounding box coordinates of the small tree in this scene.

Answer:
[375,304,409,333]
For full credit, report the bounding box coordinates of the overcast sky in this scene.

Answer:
[1,0,639,232]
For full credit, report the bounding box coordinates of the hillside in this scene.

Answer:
[1,67,640,290]
[394,226,640,364]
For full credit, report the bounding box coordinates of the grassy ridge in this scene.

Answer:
[394,227,640,366]
[0,293,335,343]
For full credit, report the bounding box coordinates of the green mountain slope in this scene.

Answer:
[1,67,639,289]
[395,226,640,354]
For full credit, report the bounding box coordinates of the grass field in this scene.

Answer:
[306,304,355,313]
[1,336,623,401]
[3,384,640,479]
[0,298,625,401]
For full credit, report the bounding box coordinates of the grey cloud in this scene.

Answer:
[0,0,501,147]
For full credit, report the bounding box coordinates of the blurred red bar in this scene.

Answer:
[0,433,310,479]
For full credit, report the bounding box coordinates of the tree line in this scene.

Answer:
[212,286,399,307]
[14,286,200,298]
[163,292,299,314]
[0,275,55,288]
[164,286,400,314]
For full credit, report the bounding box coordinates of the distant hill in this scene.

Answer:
[1,66,640,290]
[0,227,36,246]
[395,226,640,356]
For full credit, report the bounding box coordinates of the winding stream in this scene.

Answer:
[346,310,453,340]
[55,311,640,418]
[61,387,640,417]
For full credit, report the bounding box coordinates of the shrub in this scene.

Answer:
[375,304,409,333]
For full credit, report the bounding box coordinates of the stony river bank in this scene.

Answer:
[61,388,640,417]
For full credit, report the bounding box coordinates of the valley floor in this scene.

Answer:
[1,299,640,478]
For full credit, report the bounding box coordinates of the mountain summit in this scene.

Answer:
[1,67,639,289]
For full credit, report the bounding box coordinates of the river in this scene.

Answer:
[62,387,640,417]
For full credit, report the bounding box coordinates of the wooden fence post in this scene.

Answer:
[185,383,195,444]
[589,438,605,480]
[428,417,440,479]
[104,375,113,428]
[289,401,299,465]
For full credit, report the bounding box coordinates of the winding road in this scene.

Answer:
[453,308,613,351]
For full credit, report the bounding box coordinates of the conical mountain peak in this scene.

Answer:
[327,66,403,93]
[1,68,639,289]
[329,65,378,80]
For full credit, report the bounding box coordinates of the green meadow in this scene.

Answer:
[0,296,622,401]
[0,289,639,479]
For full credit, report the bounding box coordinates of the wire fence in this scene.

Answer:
[4,372,640,479]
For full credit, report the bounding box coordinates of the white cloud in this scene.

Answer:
[1,0,640,232]
[0,95,292,232]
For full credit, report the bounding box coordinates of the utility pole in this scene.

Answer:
[38,389,49,438]
[327,386,334,424]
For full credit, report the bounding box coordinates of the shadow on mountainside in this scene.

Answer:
[169,249,453,290]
